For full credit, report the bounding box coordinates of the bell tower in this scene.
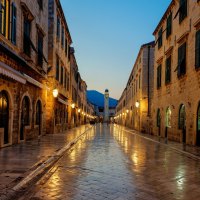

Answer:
[104,89,109,122]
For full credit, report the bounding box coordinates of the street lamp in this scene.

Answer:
[78,109,81,113]
[53,89,58,98]
[71,103,75,109]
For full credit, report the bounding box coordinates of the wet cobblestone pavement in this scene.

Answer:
[21,124,200,200]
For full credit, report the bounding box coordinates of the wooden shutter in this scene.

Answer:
[11,3,17,44]
[178,43,186,77]
[196,30,200,68]
[166,13,172,38]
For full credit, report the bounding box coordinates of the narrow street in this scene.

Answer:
[20,124,200,200]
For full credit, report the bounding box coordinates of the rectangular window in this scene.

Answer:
[65,39,68,56]
[11,3,17,44]
[37,0,43,10]
[179,0,187,23]
[157,64,162,89]
[165,56,171,84]
[0,0,10,38]
[57,16,60,39]
[67,73,69,91]
[56,56,59,81]
[195,30,200,69]
[158,28,163,49]
[64,72,67,88]
[61,66,63,84]
[37,31,43,67]
[23,18,31,56]
[177,42,186,77]
[61,26,64,47]
[166,13,172,38]
[139,75,140,89]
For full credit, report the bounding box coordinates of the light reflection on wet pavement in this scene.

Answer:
[23,124,200,200]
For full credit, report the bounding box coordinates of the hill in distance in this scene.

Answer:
[87,90,118,108]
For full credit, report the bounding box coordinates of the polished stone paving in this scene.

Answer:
[0,125,90,193]
[20,124,200,200]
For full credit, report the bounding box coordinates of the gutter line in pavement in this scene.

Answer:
[1,126,93,200]
[124,129,200,161]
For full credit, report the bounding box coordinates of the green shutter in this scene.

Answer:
[11,3,17,44]
[195,30,200,68]
[166,13,172,38]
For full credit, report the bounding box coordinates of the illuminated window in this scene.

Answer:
[0,0,10,38]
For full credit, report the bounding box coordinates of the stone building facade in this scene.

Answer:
[46,0,72,134]
[0,0,48,147]
[115,42,155,133]
[151,0,200,145]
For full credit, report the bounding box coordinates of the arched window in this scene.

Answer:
[0,90,9,144]
[157,109,161,127]
[36,100,41,125]
[22,96,30,125]
[166,107,172,128]
[179,104,186,129]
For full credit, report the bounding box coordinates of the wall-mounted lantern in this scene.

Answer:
[53,89,58,98]
[135,101,140,108]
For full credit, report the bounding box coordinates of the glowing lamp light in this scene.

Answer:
[71,103,75,109]
[135,101,140,108]
[126,109,129,113]
[53,89,58,98]
[78,109,81,113]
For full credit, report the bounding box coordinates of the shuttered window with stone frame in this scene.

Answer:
[179,0,187,23]
[65,38,68,56]
[57,16,60,39]
[11,3,17,45]
[195,30,200,69]
[177,42,186,78]
[61,66,64,85]
[23,18,31,56]
[158,28,163,49]
[157,64,162,89]
[37,30,43,67]
[61,26,64,47]
[166,12,172,39]
[165,56,171,84]
[56,56,59,81]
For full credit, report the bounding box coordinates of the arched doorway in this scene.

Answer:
[20,96,30,140]
[157,109,161,136]
[0,91,9,144]
[36,100,42,136]
[196,103,200,146]
[165,107,172,138]
[179,104,186,143]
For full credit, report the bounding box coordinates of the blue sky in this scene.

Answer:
[60,0,171,99]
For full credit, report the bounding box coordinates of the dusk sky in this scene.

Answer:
[60,0,171,99]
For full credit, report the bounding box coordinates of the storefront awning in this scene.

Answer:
[58,97,68,105]
[0,61,26,84]
[23,73,47,89]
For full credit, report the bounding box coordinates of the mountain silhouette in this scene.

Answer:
[87,90,118,108]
